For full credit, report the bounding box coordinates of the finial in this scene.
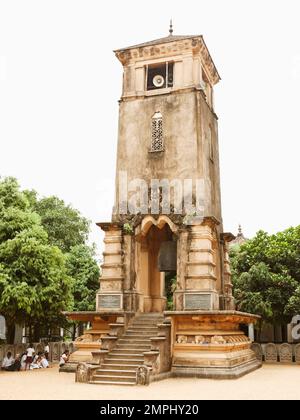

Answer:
[169,19,173,36]
[238,224,242,235]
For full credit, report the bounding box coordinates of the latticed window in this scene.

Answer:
[151,112,164,152]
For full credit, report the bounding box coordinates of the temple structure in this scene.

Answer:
[65,26,261,384]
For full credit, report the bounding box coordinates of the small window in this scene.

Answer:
[147,62,174,91]
[151,112,164,152]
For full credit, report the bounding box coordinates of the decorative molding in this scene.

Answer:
[115,36,220,86]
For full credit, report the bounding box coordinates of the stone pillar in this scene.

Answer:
[184,222,219,310]
[96,223,124,312]
[173,230,188,311]
[183,54,194,88]
[135,66,145,95]
[248,324,255,342]
[123,234,138,312]
[174,60,183,89]
[222,237,235,310]
[123,64,135,96]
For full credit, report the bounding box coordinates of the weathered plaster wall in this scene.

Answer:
[115,89,222,224]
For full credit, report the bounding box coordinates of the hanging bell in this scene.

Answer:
[158,241,177,272]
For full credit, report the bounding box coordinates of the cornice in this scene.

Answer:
[115,36,220,86]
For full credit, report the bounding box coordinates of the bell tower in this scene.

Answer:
[97,27,236,315]
[64,26,261,380]
[113,27,222,223]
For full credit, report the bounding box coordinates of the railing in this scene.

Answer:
[251,343,300,364]
[137,319,172,385]
[0,341,75,364]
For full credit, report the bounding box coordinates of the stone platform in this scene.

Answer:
[164,310,262,379]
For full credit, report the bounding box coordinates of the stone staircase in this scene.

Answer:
[89,313,164,386]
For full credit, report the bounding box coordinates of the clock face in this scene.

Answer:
[153,74,165,88]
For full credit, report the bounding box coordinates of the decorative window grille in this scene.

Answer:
[151,112,164,152]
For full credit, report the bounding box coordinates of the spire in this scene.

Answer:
[169,19,174,36]
[238,224,242,236]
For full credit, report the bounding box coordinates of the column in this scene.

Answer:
[184,222,219,310]
[222,237,235,310]
[135,66,145,95]
[96,223,124,312]
[173,230,188,311]
[183,54,194,88]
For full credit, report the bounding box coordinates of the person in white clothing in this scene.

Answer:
[20,353,27,370]
[1,352,15,370]
[40,355,49,369]
[44,342,50,360]
[59,350,69,367]
[25,344,35,371]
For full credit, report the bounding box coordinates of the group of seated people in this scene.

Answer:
[1,347,49,371]
[1,344,70,372]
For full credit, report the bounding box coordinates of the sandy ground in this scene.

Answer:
[0,364,299,400]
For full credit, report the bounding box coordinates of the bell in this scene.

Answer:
[158,241,177,272]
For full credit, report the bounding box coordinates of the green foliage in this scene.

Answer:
[231,227,300,326]
[66,245,100,312]
[0,176,94,341]
[31,196,90,253]
[165,274,177,311]
[123,223,134,235]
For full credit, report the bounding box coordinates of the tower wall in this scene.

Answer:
[115,90,222,223]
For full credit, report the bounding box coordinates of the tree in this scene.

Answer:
[66,245,100,340]
[0,177,74,342]
[231,227,300,334]
[67,245,100,312]
[31,195,90,253]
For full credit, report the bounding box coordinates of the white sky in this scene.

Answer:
[0,0,299,256]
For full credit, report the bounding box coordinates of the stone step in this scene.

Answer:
[118,336,150,344]
[101,364,140,370]
[133,319,163,323]
[115,340,151,351]
[105,358,144,365]
[108,352,144,358]
[123,330,156,337]
[135,317,164,320]
[131,323,161,327]
[114,347,150,353]
[96,369,136,376]
[121,337,153,342]
[129,328,158,331]
[130,324,159,329]
[93,375,137,383]
[89,380,136,386]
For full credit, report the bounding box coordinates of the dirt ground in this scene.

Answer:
[0,364,299,400]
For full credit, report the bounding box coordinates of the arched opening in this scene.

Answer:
[136,218,177,313]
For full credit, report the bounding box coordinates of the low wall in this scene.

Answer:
[0,342,76,364]
[251,343,300,364]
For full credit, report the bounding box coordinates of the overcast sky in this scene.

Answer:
[0,0,299,255]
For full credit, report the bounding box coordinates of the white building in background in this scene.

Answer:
[0,315,6,340]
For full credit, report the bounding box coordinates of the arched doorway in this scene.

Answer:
[136,216,178,313]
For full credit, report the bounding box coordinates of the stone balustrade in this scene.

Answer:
[0,341,75,364]
[251,343,300,364]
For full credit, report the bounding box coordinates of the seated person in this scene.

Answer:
[6,354,21,372]
[40,354,49,369]
[30,354,43,370]
[1,352,15,371]
[20,353,27,370]
[59,350,69,367]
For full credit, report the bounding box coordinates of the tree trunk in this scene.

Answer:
[33,324,41,342]
[6,324,15,345]
[72,323,76,341]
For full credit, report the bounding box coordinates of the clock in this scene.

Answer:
[153,75,165,88]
